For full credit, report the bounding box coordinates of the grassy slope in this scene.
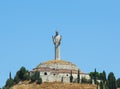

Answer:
[11,82,97,89]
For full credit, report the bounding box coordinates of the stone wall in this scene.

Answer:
[30,60,90,83]
[38,71,90,83]
[39,63,78,70]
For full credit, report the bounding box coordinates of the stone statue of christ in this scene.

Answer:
[52,31,62,60]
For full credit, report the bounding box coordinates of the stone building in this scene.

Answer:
[30,60,90,83]
[30,31,90,83]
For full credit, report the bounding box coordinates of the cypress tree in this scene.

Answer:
[94,68,97,84]
[117,78,120,88]
[9,72,12,80]
[108,72,117,89]
[102,71,106,83]
[77,69,80,83]
[70,70,73,83]
[4,72,14,88]
[100,82,103,89]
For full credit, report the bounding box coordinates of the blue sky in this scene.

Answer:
[0,0,120,87]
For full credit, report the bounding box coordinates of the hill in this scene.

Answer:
[11,82,97,89]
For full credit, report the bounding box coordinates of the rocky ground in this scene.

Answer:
[11,82,97,89]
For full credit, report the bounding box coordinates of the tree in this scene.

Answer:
[9,72,12,80]
[4,72,14,89]
[14,73,20,84]
[37,77,42,84]
[2,86,9,89]
[100,71,106,82]
[100,71,106,89]
[18,66,30,81]
[108,72,117,89]
[117,78,120,88]
[70,70,73,83]
[5,78,14,88]
[89,72,94,83]
[94,68,97,84]
[14,66,30,83]
[77,69,80,83]
[102,71,106,83]
[30,71,40,82]
[99,71,106,89]
[100,82,103,89]
[89,68,100,84]
[31,74,36,82]
[105,80,109,89]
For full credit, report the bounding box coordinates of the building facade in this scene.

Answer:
[30,60,90,83]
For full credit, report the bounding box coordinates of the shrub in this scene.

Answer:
[37,77,42,84]
[5,78,14,88]
[30,71,40,82]
[14,66,30,84]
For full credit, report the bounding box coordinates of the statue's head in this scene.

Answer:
[56,31,59,36]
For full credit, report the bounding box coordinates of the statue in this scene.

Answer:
[52,31,62,60]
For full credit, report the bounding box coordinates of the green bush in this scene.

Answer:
[5,78,14,88]
[14,74,20,84]
[2,86,9,89]
[37,77,42,84]
[14,66,30,84]
[18,67,30,81]
[31,74,36,82]
[30,71,40,82]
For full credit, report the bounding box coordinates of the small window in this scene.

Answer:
[53,74,56,76]
[44,72,47,75]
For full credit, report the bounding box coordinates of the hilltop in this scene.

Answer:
[11,82,97,89]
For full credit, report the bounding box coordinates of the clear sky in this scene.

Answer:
[0,0,120,88]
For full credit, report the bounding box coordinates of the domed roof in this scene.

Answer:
[36,60,79,71]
